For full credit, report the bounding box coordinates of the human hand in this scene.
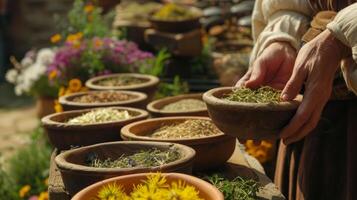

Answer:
[236,42,296,89]
[280,29,350,144]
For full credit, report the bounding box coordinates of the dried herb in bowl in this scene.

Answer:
[86,147,181,168]
[72,91,135,103]
[96,76,146,87]
[224,86,282,103]
[67,108,132,124]
[161,99,206,112]
[149,119,221,139]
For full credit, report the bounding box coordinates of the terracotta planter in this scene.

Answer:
[41,107,149,150]
[72,172,224,200]
[55,141,195,196]
[59,90,148,111]
[203,87,303,139]
[36,96,56,118]
[121,116,236,171]
[146,93,208,117]
[85,73,159,101]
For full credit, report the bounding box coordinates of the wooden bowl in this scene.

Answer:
[121,116,236,171]
[85,73,159,101]
[203,87,303,139]
[72,172,224,200]
[41,107,149,150]
[55,141,196,196]
[59,90,148,111]
[146,93,208,117]
[149,7,202,33]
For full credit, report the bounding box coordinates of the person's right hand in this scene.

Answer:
[236,42,297,90]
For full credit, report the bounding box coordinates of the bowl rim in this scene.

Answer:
[72,172,224,200]
[85,73,159,91]
[55,141,196,173]
[59,90,148,107]
[203,86,303,111]
[41,106,149,129]
[121,116,229,143]
[146,93,207,115]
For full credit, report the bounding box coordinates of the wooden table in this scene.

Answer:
[48,143,285,200]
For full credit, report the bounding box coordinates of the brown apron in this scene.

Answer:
[274,1,357,200]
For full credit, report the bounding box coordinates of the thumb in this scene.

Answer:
[245,60,266,89]
[281,66,306,101]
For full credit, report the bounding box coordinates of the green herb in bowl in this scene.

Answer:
[67,108,132,124]
[224,86,282,103]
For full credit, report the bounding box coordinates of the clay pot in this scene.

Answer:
[203,87,303,139]
[59,90,148,111]
[55,141,195,196]
[85,73,159,101]
[72,172,224,200]
[41,107,149,150]
[36,96,56,118]
[146,93,208,117]
[121,116,236,171]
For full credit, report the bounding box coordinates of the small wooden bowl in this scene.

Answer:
[146,93,208,117]
[41,107,149,150]
[55,141,196,196]
[121,116,236,171]
[203,87,303,139]
[85,73,160,101]
[149,7,202,33]
[72,172,224,200]
[59,90,148,111]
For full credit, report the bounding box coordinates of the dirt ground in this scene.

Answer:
[0,106,38,163]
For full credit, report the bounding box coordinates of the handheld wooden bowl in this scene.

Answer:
[41,107,149,150]
[72,172,224,200]
[121,116,236,171]
[203,87,303,139]
[59,90,148,111]
[55,141,195,196]
[146,93,208,117]
[85,73,159,101]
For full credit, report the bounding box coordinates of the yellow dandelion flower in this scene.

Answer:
[19,185,31,198]
[54,102,63,113]
[131,184,169,200]
[58,87,66,97]
[97,183,130,200]
[38,191,49,200]
[145,173,168,190]
[50,34,61,43]
[169,181,203,200]
[48,70,57,80]
[84,4,94,13]
[68,78,82,92]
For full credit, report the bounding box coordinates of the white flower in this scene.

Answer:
[20,57,34,68]
[36,48,55,66]
[5,69,18,83]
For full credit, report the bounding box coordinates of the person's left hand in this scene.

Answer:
[280,29,350,145]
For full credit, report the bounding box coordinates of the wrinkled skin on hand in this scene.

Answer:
[236,29,349,144]
[236,42,296,90]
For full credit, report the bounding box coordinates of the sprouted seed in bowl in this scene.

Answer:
[149,119,221,139]
[67,108,132,124]
[86,147,181,168]
[72,91,136,103]
[224,86,282,103]
[161,99,207,112]
[96,76,146,87]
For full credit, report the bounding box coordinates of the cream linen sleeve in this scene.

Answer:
[326,3,357,94]
[250,0,313,65]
